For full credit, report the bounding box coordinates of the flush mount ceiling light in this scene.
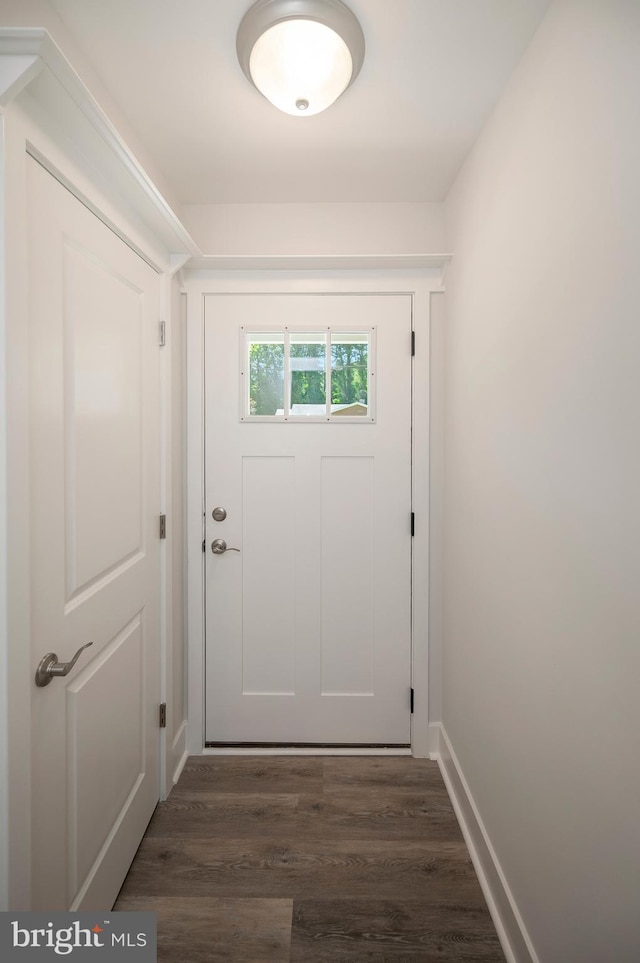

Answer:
[237,0,365,116]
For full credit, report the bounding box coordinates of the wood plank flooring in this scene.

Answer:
[115,756,505,962]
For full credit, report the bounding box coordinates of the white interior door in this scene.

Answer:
[205,293,412,745]
[27,157,161,910]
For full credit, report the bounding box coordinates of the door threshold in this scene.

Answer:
[204,743,412,756]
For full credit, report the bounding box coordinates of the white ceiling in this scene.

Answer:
[48,0,551,205]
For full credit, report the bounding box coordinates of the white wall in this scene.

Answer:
[429,292,445,726]
[0,0,181,214]
[443,2,640,961]
[181,202,444,256]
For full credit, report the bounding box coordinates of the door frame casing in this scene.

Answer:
[185,270,443,757]
[0,94,181,911]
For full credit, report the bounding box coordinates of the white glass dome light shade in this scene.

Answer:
[237,0,365,117]
[250,20,352,116]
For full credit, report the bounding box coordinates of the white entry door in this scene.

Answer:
[205,293,412,745]
[27,157,161,909]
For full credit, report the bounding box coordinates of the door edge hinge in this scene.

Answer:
[411,512,415,536]
[159,514,167,539]
[159,320,166,346]
[410,688,414,714]
[411,330,415,356]
[159,702,167,728]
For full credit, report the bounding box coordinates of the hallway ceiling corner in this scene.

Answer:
[46,0,552,205]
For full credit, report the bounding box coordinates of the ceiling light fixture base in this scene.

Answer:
[237,0,365,116]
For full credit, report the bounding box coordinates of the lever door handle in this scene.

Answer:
[35,642,93,687]
[211,539,241,555]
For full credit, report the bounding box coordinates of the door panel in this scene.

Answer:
[321,455,375,695]
[64,243,144,597]
[205,293,412,745]
[27,157,161,910]
[242,455,296,694]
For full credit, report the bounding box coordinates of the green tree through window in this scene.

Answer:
[248,333,370,416]
[290,339,326,406]
[331,341,368,407]
[249,342,284,415]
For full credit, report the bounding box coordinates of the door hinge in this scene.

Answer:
[159,514,167,539]
[411,512,415,536]
[411,330,415,356]
[159,320,166,346]
[410,688,414,713]
[159,703,167,728]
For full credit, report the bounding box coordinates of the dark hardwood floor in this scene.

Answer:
[115,756,505,961]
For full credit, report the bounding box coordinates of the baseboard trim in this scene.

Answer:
[172,719,188,753]
[171,721,189,785]
[428,721,441,759]
[432,724,540,963]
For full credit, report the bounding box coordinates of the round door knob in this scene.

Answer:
[212,507,227,522]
